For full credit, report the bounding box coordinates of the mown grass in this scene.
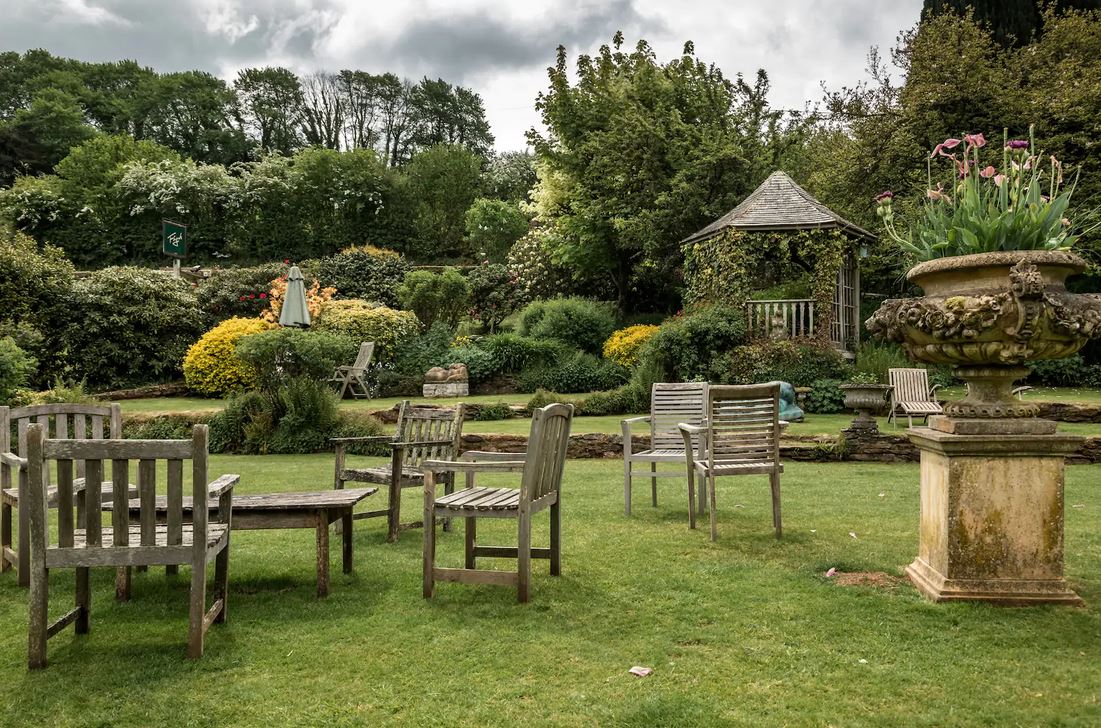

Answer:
[1,456,1098,726]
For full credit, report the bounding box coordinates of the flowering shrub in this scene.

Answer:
[876,129,1084,260]
[602,325,659,368]
[197,263,285,322]
[312,299,420,363]
[261,273,335,324]
[183,317,272,397]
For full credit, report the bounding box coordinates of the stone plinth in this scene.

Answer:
[422,382,469,398]
[906,423,1083,606]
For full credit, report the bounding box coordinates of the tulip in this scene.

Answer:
[964,133,986,148]
[931,138,961,158]
[994,174,1007,187]
[875,191,894,203]
[979,165,996,178]
[1006,140,1029,150]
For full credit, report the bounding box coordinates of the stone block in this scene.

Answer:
[422,382,469,398]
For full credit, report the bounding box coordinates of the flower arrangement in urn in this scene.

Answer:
[866,129,1101,424]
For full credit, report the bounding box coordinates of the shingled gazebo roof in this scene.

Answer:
[681,171,875,245]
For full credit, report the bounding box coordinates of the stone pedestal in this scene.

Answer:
[422,382,468,398]
[905,420,1083,605]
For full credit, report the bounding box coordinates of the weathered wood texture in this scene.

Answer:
[1,403,122,586]
[329,341,374,400]
[422,403,573,603]
[887,368,944,427]
[621,382,707,516]
[681,383,784,541]
[23,424,234,669]
[334,400,464,542]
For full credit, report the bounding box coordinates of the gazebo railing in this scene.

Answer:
[745,299,846,351]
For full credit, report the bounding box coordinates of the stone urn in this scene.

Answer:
[839,383,891,433]
[866,250,1100,605]
[867,250,1101,425]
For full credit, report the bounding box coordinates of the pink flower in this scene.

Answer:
[239,295,247,301]
[964,133,986,148]
[259,293,267,299]
[927,186,952,203]
[994,174,1007,187]
[875,191,894,203]
[979,165,996,178]
[957,159,971,178]
[931,138,962,158]
[1006,139,1029,150]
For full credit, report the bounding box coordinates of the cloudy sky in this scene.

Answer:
[3,0,923,150]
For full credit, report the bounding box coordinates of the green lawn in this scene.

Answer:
[1,456,1099,726]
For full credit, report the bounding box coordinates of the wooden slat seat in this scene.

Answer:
[626,449,688,461]
[897,402,942,414]
[340,466,424,484]
[435,486,521,511]
[887,368,943,427]
[47,524,229,568]
[3,482,136,508]
[701,461,785,476]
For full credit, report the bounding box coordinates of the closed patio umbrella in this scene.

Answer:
[279,264,311,327]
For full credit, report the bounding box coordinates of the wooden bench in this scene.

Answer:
[111,488,377,597]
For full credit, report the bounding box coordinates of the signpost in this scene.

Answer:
[162,219,187,277]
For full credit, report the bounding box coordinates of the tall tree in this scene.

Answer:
[300,71,343,149]
[138,71,250,165]
[923,0,1101,45]
[336,70,381,151]
[234,66,303,155]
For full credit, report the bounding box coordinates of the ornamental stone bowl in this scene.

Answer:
[866,250,1101,418]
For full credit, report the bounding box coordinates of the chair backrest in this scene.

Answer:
[394,400,466,468]
[23,423,210,561]
[650,382,708,450]
[705,383,781,467]
[521,403,574,502]
[350,342,375,372]
[0,403,122,487]
[888,368,932,403]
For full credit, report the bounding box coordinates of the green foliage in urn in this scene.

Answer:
[875,131,1087,261]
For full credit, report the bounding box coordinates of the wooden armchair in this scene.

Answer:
[621,382,708,516]
[679,383,784,542]
[329,341,374,399]
[422,403,573,603]
[18,424,237,669]
[1,403,135,586]
[333,400,465,542]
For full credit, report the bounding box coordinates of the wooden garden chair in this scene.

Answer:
[422,403,574,603]
[329,341,374,399]
[1,403,135,587]
[332,400,465,542]
[16,423,237,669]
[887,368,943,427]
[621,382,708,516]
[679,383,784,542]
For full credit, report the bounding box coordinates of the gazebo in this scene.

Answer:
[681,171,875,356]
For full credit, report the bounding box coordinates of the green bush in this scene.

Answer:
[63,267,205,390]
[396,268,470,330]
[391,321,454,377]
[124,415,199,441]
[466,262,524,332]
[480,333,567,373]
[196,263,284,322]
[183,318,270,397]
[519,298,616,355]
[520,351,628,394]
[8,378,98,407]
[575,383,647,416]
[313,299,420,363]
[723,339,848,388]
[235,328,356,391]
[639,305,748,382]
[805,379,846,414]
[852,341,912,384]
[1028,356,1101,388]
[439,344,500,384]
[315,246,409,305]
[471,402,515,421]
[0,336,36,403]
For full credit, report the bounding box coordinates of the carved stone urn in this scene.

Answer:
[838,383,891,432]
[867,250,1101,423]
[867,250,1100,606]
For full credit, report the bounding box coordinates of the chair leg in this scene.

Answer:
[550,501,561,576]
[422,513,436,599]
[464,516,476,569]
[187,559,206,659]
[0,502,11,573]
[115,566,131,602]
[650,462,658,507]
[387,471,401,543]
[18,496,29,587]
[517,511,532,603]
[623,457,632,516]
[215,541,230,625]
[686,465,697,530]
[442,475,454,533]
[28,563,48,670]
[770,471,782,539]
[708,474,718,542]
[698,473,707,518]
[76,566,91,633]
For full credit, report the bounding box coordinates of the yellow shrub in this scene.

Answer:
[602,324,659,368]
[313,299,420,363]
[183,317,272,396]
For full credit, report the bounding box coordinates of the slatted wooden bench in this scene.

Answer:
[111,488,377,597]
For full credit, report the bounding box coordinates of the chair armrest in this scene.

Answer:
[621,416,650,427]
[779,420,790,431]
[929,384,942,397]
[330,435,394,445]
[0,451,26,468]
[461,450,527,462]
[678,423,704,435]
[391,439,454,449]
[207,474,239,497]
[422,459,527,473]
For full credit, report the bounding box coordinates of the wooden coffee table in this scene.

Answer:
[113,488,377,597]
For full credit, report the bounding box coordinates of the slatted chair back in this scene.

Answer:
[350,342,375,373]
[649,382,708,450]
[705,383,782,469]
[521,403,574,502]
[888,368,934,403]
[0,404,122,487]
[24,424,211,565]
[395,401,466,469]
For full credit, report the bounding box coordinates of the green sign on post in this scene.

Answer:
[162,219,187,258]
